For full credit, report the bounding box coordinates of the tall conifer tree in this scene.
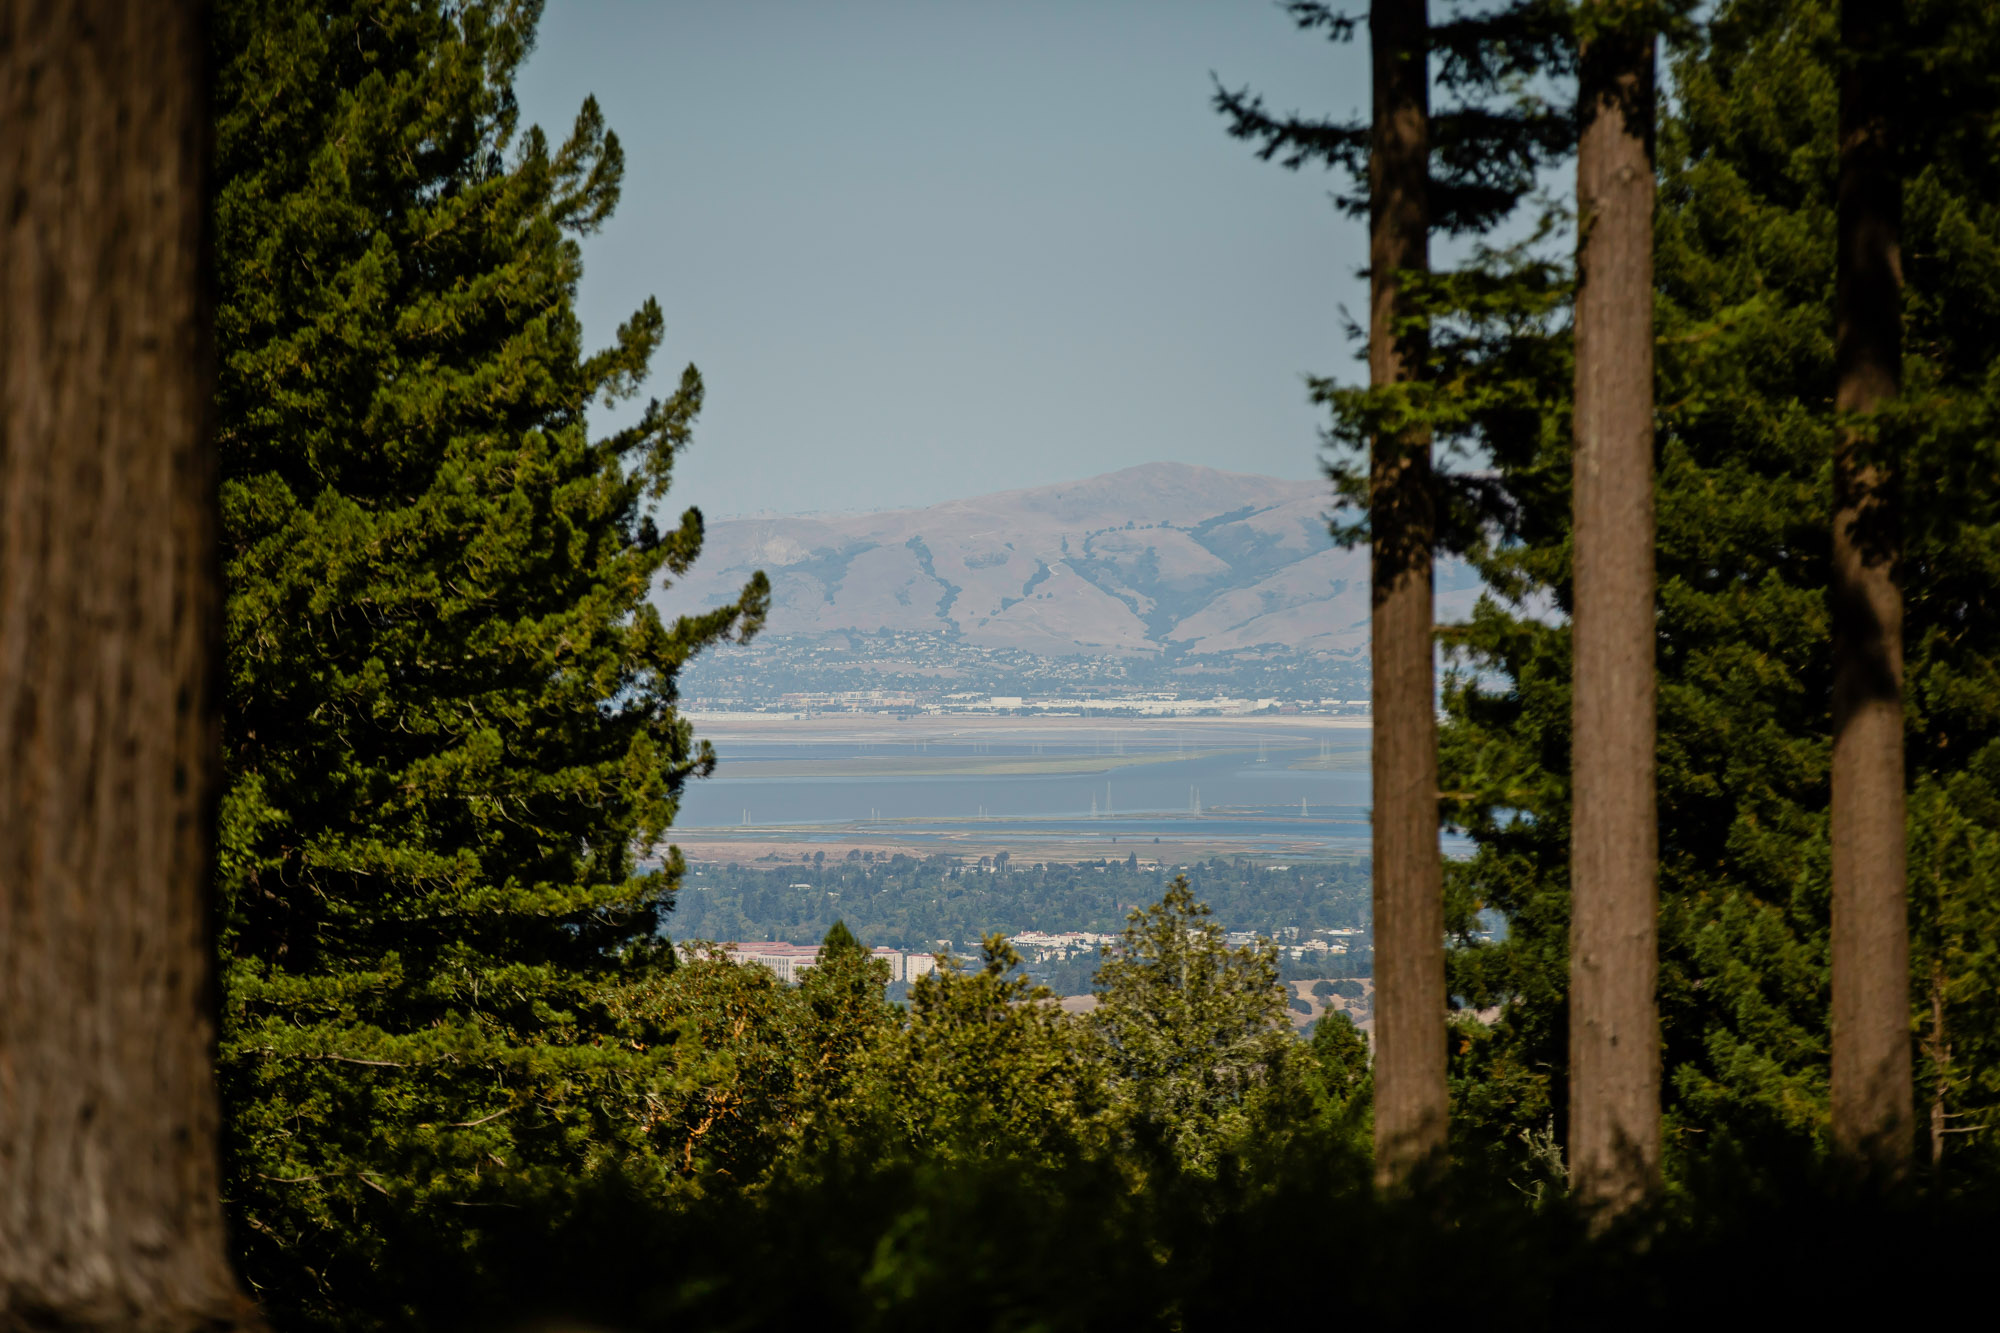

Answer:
[209,1,766,1313]
[1828,0,1912,1174]
[1568,0,1661,1212]
[1217,0,1572,1184]
[1365,0,1450,1185]
[0,2,258,1324]
[1438,0,2000,1182]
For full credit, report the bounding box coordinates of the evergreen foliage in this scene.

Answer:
[216,883,2000,1333]
[669,854,1370,958]
[1214,0,2000,1183]
[195,0,2000,1325]
[1215,0,1575,238]
[209,0,767,1315]
[609,943,808,1183]
[1092,881,1293,1173]
[1216,2,1589,559]
[794,921,897,1120]
[866,936,1104,1168]
[1437,0,2000,1179]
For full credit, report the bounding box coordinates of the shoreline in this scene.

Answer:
[682,712,1375,740]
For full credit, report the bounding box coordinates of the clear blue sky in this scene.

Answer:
[515,0,1371,517]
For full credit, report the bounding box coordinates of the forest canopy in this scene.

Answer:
[180,0,2000,1327]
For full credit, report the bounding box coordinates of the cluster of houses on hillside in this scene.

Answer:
[696,935,1088,983]
[1006,930,1118,963]
[694,923,1366,985]
[692,941,942,985]
[1225,926,1362,961]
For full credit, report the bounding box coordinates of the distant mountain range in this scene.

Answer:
[658,463,1482,676]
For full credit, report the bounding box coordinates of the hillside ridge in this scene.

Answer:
[659,462,1479,662]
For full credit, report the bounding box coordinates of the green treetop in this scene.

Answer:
[209,0,766,1316]
[1093,877,1291,1174]
[869,937,1104,1169]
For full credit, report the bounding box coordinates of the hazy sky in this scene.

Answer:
[515,1,1370,517]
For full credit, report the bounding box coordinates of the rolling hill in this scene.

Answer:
[657,463,1482,668]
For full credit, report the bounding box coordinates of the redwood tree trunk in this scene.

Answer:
[1568,16,1660,1216]
[0,2,257,1325]
[1367,0,1446,1188]
[1829,0,1912,1177]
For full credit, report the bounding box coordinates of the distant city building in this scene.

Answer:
[1010,930,1115,951]
[1006,930,1116,966]
[715,941,819,984]
[702,941,930,985]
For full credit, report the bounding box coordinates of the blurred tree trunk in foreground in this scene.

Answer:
[0,1,259,1325]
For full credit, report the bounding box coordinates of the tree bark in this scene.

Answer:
[0,2,258,1326]
[1829,0,1912,1178]
[1568,16,1660,1217]
[1367,0,1446,1189]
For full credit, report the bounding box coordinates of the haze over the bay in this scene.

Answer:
[515,0,1370,517]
